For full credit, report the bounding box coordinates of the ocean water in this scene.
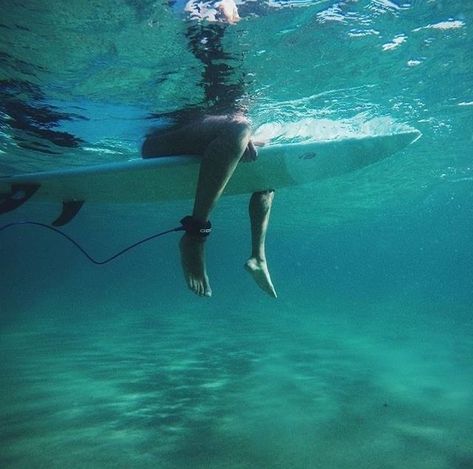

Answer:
[1,1,472,468]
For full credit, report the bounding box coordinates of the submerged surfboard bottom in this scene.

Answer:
[0,131,420,208]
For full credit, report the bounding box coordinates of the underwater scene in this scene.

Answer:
[1,0,472,467]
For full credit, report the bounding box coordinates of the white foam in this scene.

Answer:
[372,0,401,11]
[382,34,407,51]
[413,20,465,32]
[253,116,415,144]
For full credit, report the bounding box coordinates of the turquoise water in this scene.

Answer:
[1,1,472,467]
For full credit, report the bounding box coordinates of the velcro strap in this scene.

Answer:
[180,216,212,237]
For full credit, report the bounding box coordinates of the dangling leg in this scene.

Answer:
[245,190,277,298]
[143,115,251,297]
[180,120,250,297]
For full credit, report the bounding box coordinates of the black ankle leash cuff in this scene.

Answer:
[180,216,212,237]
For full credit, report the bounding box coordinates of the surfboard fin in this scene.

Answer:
[52,200,85,227]
[0,184,40,215]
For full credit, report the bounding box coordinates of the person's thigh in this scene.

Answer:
[142,115,246,158]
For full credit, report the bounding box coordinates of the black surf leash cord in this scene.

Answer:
[0,221,185,265]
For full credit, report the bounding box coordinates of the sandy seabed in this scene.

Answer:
[1,298,472,469]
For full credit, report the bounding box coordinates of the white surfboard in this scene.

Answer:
[0,131,419,224]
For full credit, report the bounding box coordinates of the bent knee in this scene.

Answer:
[224,116,251,143]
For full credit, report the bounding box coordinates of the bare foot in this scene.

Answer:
[179,234,212,297]
[244,257,277,298]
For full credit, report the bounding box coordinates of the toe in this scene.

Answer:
[189,278,198,295]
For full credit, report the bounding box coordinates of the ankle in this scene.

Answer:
[180,215,212,238]
[249,254,266,263]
